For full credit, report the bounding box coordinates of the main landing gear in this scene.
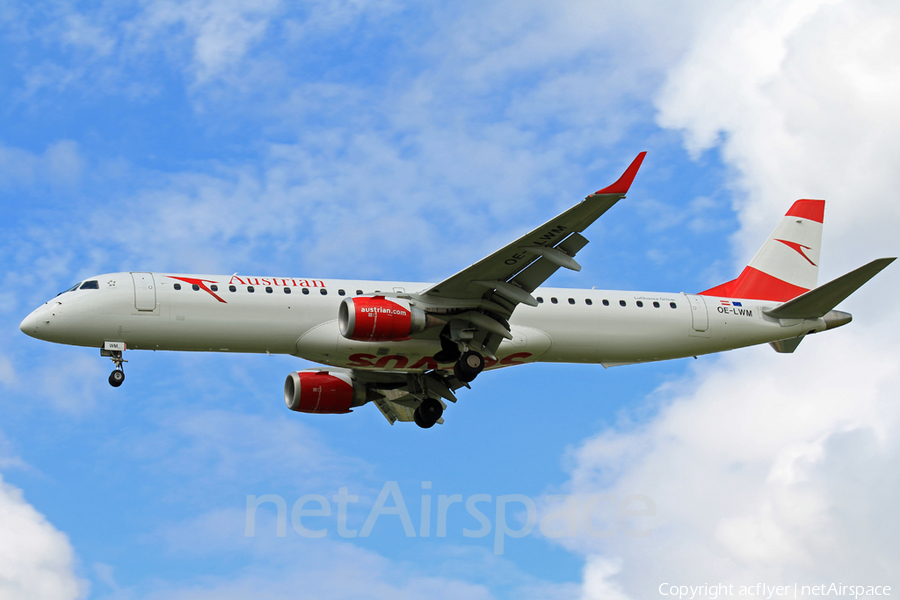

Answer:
[412,348,486,429]
[453,350,485,383]
[414,397,444,429]
[101,343,127,387]
[433,332,487,384]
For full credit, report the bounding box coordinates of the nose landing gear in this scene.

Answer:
[101,342,128,387]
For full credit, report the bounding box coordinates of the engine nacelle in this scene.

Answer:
[338,296,428,342]
[284,370,366,414]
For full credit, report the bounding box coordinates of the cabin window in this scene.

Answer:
[284,287,291,294]
[80,280,99,290]
[619,300,626,307]
[265,287,273,293]
[551,297,558,304]
[537,297,544,303]
[356,290,363,295]
[568,298,575,305]
[302,288,310,295]
[653,301,660,308]
[173,283,181,290]
[338,289,346,296]
[192,284,200,291]
[602,299,609,306]
[320,289,328,295]
[247,286,255,293]
[210,285,218,292]
[636,301,643,308]
[229,285,236,292]
[585,298,593,306]
[670,302,677,308]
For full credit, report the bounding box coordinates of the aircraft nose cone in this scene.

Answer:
[19,309,42,337]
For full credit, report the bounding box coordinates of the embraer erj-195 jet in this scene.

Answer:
[19,154,895,428]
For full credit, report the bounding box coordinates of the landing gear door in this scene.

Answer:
[131,272,157,311]
[686,293,710,336]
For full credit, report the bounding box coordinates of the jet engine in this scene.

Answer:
[284,370,366,414]
[338,296,432,342]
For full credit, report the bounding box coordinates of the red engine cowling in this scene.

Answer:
[338,296,428,342]
[284,370,365,414]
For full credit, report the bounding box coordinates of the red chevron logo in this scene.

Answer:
[168,276,227,303]
[775,239,817,266]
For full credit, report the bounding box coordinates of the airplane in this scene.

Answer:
[19,153,895,429]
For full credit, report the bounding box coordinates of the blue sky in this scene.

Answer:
[2,2,899,599]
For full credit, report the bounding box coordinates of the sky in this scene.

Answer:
[1,1,898,599]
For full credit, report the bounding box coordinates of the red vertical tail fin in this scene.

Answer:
[700,200,824,302]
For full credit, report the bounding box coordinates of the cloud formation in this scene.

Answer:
[563,0,900,596]
[0,476,84,600]
[3,1,898,599]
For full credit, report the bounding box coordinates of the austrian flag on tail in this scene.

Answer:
[701,199,825,302]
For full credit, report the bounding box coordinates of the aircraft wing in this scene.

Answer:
[352,369,462,425]
[419,153,646,309]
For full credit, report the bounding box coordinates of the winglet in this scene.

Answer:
[594,152,647,195]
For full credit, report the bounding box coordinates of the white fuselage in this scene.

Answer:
[20,272,827,372]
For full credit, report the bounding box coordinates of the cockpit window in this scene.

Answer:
[57,282,81,296]
[80,280,100,290]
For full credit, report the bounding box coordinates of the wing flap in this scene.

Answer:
[372,393,415,424]
[513,232,590,293]
[362,370,463,425]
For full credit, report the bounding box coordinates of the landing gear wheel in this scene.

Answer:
[102,346,128,387]
[414,409,435,429]
[109,369,125,387]
[414,398,443,429]
[453,351,485,383]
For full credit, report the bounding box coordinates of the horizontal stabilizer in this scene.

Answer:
[764,257,895,320]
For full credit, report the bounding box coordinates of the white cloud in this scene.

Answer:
[0,353,15,387]
[0,475,85,600]
[6,2,899,598]
[656,0,900,270]
[558,0,900,596]
[131,562,496,600]
[579,557,630,600]
[563,335,900,597]
[60,14,115,56]
[138,408,367,496]
[122,510,580,600]
[0,140,84,190]
[37,352,105,415]
[0,429,27,471]
[134,0,282,84]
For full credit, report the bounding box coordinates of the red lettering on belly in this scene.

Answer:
[348,353,376,367]
[374,356,409,369]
